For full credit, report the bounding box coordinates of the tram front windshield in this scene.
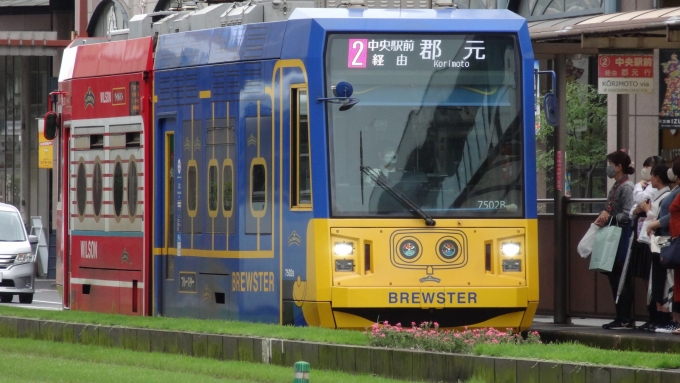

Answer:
[325,33,524,219]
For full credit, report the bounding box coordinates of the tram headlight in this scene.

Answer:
[501,242,521,257]
[333,242,354,256]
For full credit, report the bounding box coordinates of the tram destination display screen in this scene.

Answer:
[325,33,524,219]
[345,36,489,71]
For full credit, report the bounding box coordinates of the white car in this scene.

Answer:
[0,203,37,304]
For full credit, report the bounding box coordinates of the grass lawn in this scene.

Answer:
[0,337,408,383]
[2,306,680,370]
[475,342,680,370]
[0,305,366,345]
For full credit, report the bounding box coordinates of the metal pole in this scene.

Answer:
[554,55,569,324]
[20,57,31,223]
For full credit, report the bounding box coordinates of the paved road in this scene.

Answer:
[0,279,62,310]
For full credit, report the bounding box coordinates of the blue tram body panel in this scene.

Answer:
[152,9,537,325]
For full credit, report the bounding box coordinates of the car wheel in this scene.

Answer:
[0,294,12,303]
[18,294,33,304]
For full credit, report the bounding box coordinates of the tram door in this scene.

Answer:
[158,117,176,314]
[273,61,317,326]
[57,127,71,309]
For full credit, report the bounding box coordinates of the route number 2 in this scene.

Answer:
[348,39,367,68]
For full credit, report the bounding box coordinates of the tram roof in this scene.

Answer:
[288,8,524,20]
[59,37,154,82]
[155,8,528,71]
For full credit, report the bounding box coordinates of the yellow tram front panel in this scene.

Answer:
[302,219,538,331]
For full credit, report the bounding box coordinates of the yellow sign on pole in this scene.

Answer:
[38,119,53,169]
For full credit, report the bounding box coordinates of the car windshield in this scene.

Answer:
[325,33,523,218]
[0,211,26,241]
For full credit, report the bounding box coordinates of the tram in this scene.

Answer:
[46,3,540,330]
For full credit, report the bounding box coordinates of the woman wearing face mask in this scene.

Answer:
[646,156,680,333]
[629,157,664,310]
[632,156,664,213]
[597,151,635,330]
[636,163,672,332]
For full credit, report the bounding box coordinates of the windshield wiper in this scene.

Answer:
[360,166,436,226]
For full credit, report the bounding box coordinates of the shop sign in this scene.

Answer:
[38,119,52,169]
[659,50,680,129]
[598,54,653,94]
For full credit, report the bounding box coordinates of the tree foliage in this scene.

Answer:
[536,82,607,198]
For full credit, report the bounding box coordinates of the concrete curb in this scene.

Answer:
[1,316,679,382]
[538,328,680,354]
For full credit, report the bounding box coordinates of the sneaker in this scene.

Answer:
[656,321,680,333]
[602,320,635,330]
[637,321,653,331]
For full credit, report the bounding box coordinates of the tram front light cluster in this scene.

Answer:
[333,242,354,256]
[501,242,521,257]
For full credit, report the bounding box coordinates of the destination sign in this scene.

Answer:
[336,34,515,72]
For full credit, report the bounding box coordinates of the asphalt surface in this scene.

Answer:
[0,279,62,310]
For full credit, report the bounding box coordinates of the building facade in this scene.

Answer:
[1,0,676,229]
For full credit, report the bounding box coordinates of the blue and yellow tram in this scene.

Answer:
[151,8,538,330]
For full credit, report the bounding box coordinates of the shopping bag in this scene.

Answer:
[638,216,654,245]
[651,235,667,253]
[577,223,600,258]
[660,237,680,268]
[589,222,622,272]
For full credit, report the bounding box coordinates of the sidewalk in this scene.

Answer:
[530,315,680,353]
[34,279,56,291]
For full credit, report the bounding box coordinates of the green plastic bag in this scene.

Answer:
[589,220,622,273]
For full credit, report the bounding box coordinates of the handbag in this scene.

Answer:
[577,223,600,258]
[660,236,680,268]
[589,218,622,272]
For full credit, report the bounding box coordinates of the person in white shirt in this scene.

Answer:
[631,156,664,218]
[365,150,398,185]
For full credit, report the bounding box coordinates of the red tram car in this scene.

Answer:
[53,37,154,314]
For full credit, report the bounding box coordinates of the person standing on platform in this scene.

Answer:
[646,157,680,332]
[597,151,635,330]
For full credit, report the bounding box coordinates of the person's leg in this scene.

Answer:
[618,264,634,324]
[603,264,632,329]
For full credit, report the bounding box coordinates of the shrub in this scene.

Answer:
[365,321,541,354]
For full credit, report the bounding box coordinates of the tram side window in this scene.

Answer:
[113,161,124,217]
[188,165,197,212]
[291,87,312,208]
[252,164,266,211]
[208,164,218,212]
[223,165,233,212]
[92,160,103,218]
[76,162,87,217]
[128,160,138,218]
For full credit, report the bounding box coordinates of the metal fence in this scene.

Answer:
[536,198,648,320]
